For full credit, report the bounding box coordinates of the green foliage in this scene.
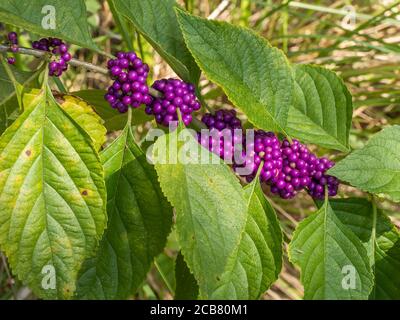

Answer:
[0,2,398,302]
[289,198,373,299]
[0,63,38,134]
[112,0,200,83]
[177,9,294,133]
[72,89,152,131]
[287,65,353,152]
[76,123,172,299]
[23,90,107,151]
[153,124,248,298]
[329,198,400,300]
[0,86,106,299]
[0,0,98,50]
[211,179,283,299]
[174,251,199,300]
[329,126,400,202]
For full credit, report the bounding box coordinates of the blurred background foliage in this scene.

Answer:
[1,0,399,300]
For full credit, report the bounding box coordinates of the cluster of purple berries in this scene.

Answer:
[241,131,283,184]
[307,157,338,198]
[32,37,72,76]
[199,109,339,200]
[6,32,19,65]
[247,136,338,199]
[103,50,201,124]
[198,109,243,160]
[105,52,152,113]
[145,78,201,126]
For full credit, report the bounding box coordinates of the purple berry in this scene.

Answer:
[122,95,132,106]
[7,57,15,65]
[307,157,339,199]
[111,66,122,76]
[59,44,68,54]
[10,44,19,53]
[50,38,62,46]
[61,52,72,62]
[7,32,17,43]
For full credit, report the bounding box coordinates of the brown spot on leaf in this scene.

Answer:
[53,92,65,104]
[25,150,31,156]
[81,190,88,196]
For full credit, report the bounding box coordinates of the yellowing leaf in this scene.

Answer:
[24,89,107,151]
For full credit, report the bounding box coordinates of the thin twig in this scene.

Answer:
[0,44,109,75]
[0,44,166,98]
[268,197,299,227]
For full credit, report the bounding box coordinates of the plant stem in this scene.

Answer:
[53,77,67,93]
[127,106,132,126]
[0,44,167,99]
[154,260,175,295]
[0,44,109,75]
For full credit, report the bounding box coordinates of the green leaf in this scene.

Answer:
[0,86,106,299]
[58,96,107,151]
[76,123,173,299]
[112,0,200,83]
[175,251,199,300]
[211,179,283,299]
[289,199,373,299]
[72,89,152,131]
[177,9,294,133]
[329,125,400,202]
[153,125,248,298]
[0,97,20,135]
[328,198,400,300]
[287,65,353,152]
[0,0,98,50]
[23,90,107,151]
[0,64,38,134]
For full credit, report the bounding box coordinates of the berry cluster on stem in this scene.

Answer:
[105,51,152,113]
[145,78,201,126]
[104,52,201,125]
[0,36,340,201]
[32,37,71,76]
[6,32,18,65]
[200,109,339,200]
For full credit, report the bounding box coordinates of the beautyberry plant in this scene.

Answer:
[0,0,398,303]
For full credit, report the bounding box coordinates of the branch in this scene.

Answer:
[0,44,108,75]
[0,44,163,97]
